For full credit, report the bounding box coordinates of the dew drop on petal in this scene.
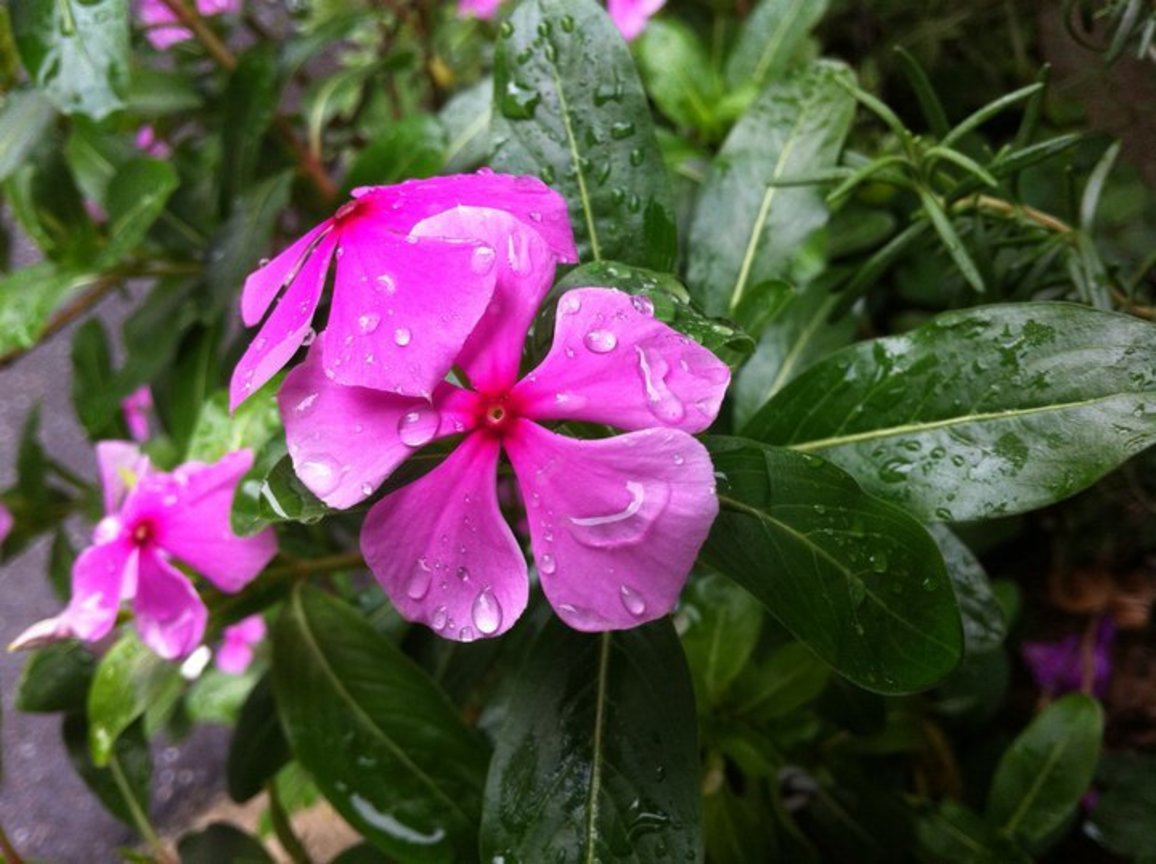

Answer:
[430,605,448,630]
[456,565,470,581]
[358,313,380,334]
[620,584,647,617]
[375,273,397,295]
[561,295,582,315]
[539,552,556,575]
[398,409,439,447]
[360,482,374,497]
[294,393,318,413]
[298,455,341,496]
[394,327,412,347]
[636,345,686,424]
[673,453,685,465]
[584,330,618,354]
[407,559,432,600]
[630,295,655,317]
[472,588,503,635]
[459,626,477,643]
[301,327,317,347]
[471,245,496,274]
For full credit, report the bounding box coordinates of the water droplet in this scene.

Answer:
[456,566,470,581]
[254,336,268,351]
[394,327,412,346]
[398,409,439,447]
[620,585,646,617]
[636,345,686,424]
[610,121,635,140]
[375,273,397,295]
[539,552,556,575]
[298,455,340,496]
[584,330,618,353]
[631,295,655,316]
[560,294,582,315]
[472,588,503,635]
[360,482,374,497]
[358,313,380,334]
[430,606,448,630]
[295,393,318,413]
[407,559,432,599]
[301,328,317,347]
[673,453,684,465]
[568,480,669,548]
[471,244,496,274]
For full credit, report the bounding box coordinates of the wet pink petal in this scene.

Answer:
[457,0,503,19]
[0,501,11,546]
[241,223,332,327]
[514,288,731,434]
[411,209,555,392]
[280,343,477,508]
[505,420,717,631]
[122,386,154,442]
[60,539,137,643]
[608,0,665,40]
[134,548,208,660]
[96,441,149,515]
[135,450,277,592]
[320,225,497,397]
[137,0,236,49]
[216,615,266,674]
[229,234,337,410]
[361,434,527,642]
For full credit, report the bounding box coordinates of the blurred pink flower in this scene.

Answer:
[0,501,12,546]
[137,0,238,50]
[11,444,277,660]
[122,386,154,442]
[1022,617,1115,698]
[456,0,664,40]
[134,125,172,159]
[457,0,503,18]
[280,208,729,641]
[215,614,266,674]
[230,171,577,410]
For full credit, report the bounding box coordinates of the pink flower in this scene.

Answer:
[608,0,665,41]
[279,208,729,641]
[10,443,277,660]
[133,125,172,160]
[1022,617,1115,698]
[215,614,266,674]
[137,0,238,50]
[0,501,12,546]
[122,386,154,442]
[230,171,577,411]
[457,0,503,18]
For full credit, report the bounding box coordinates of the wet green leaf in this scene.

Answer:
[687,60,855,318]
[64,714,152,829]
[726,0,829,91]
[273,585,488,862]
[929,525,1006,654]
[480,618,702,863]
[186,387,281,464]
[98,157,180,268]
[702,437,962,693]
[745,303,1156,521]
[492,0,678,270]
[0,88,55,181]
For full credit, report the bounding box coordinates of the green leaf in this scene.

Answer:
[345,114,446,191]
[178,823,274,864]
[677,572,763,707]
[892,47,949,139]
[732,275,857,428]
[227,676,290,803]
[728,641,831,721]
[928,525,1006,654]
[16,641,95,713]
[940,83,1043,150]
[125,67,203,114]
[0,262,94,354]
[64,714,152,828]
[9,0,129,119]
[87,630,184,766]
[686,60,856,318]
[0,88,55,181]
[98,157,180,268]
[986,693,1103,852]
[491,0,678,270]
[273,585,488,862]
[186,388,281,464]
[917,187,985,292]
[915,800,1030,864]
[254,454,332,527]
[745,302,1156,521]
[1090,752,1156,863]
[71,318,126,440]
[441,77,492,173]
[480,618,702,863]
[701,437,962,693]
[219,45,281,211]
[726,0,829,91]
[636,20,722,136]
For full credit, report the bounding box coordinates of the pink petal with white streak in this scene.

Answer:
[134,549,207,660]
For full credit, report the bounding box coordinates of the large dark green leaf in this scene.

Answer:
[178,823,274,864]
[986,693,1103,852]
[929,525,1006,654]
[686,60,855,318]
[1089,753,1156,863]
[441,77,492,172]
[226,676,289,803]
[701,437,962,693]
[746,303,1156,522]
[491,0,677,270]
[273,585,488,862]
[726,0,829,91]
[64,714,152,829]
[16,641,94,713]
[915,800,1030,864]
[480,618,702,863]
[9,0,129,119]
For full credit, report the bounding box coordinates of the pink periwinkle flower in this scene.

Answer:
[230,171,577,411]
[122,386,154,442]
[457,0,503,19]
[215,614,266,674]
[134,125,172,160]
[1022,617,1115,698]
[455,0,663,40]
[0,501,12,546]
[137,0,238,50]
[11,443,277,660]
[278,207,730,641]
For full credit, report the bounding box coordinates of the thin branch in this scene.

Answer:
[954,193,1074,235]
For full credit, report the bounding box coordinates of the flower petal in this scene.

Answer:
[410,208,555,392]
[229,234,337,410]
[0,501,12,546]
[134,450,278,592]
[240,221,332,327]
[280,342,478,508]
[215,615,265,675]
[505,420,717,631]
[96,440,148,514]
[607,0,666,41]
[514,288,731,434]
[353,172,578,264]
[361,433,527,642]
[320,223,497,398]
[134,549,207,660]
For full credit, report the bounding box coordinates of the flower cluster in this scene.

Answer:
[247,171,729,641]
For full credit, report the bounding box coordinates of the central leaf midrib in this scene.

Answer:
[582,632,612,864]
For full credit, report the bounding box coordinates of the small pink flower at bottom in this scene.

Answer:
[279,209,729,640]
[0,501,12,546]
[122,386,154,442]
[231,171,576,411]
[215,615,266,674]
[10,444,277,660]
[137,0,238,50]
[608,0,666,40]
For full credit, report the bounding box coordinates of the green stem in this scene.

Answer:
[108,751,173,864]
[266,781,313,864]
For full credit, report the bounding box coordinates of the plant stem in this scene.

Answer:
[108,751,174,864]
[266,781,313,864]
